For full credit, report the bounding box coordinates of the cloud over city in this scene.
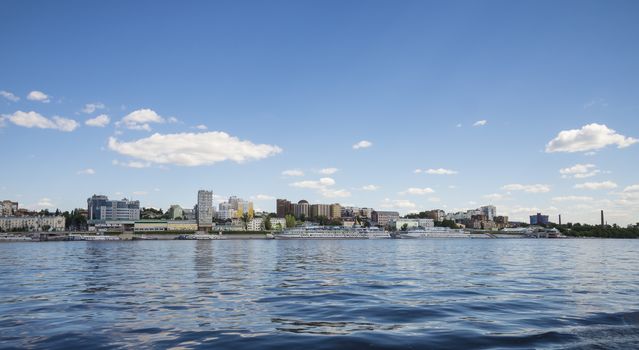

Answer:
[108,131,282,166]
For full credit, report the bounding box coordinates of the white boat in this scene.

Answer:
[0,235,34,241]
[68,234,120,241]
[82,235,120,241]
[395,227,483,239]
[276,226,390,239]
[179,233,226,240]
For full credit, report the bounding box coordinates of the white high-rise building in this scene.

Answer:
[197,190,214,230]
[480,205,496,221]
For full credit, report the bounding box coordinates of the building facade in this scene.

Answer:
[167,205,183,219]
[197,190,214,230]
[276,199,292,218]
[87,195,140,221]
[310,204,331,218]
[1,200,19,217]
[0,216,65,232]
[530,213,549,225]
[371,211,400,227]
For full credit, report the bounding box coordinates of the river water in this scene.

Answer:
[1,239,638,349]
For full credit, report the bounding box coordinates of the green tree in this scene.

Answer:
[285,214,296,228]
[401,223,408,231]
[264,216,272,230]
[241,213,250,230]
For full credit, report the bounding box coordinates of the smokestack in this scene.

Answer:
[559,214,562,226]
[601,210,604,227]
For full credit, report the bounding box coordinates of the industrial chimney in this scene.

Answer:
[601,210,604,227]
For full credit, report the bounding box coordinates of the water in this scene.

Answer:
[1,239,638,349]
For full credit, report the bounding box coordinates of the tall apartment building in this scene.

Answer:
[292,200,310,219]
[310,204,331,218]
[1,200,18,217]
[87,195,140,221]
[276,199,292,218]
[330,203,342,220]
[197,190,214,230]
[480,205,497,221]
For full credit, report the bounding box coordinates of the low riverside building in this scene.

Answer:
[371,211,400,227]
[133,220,198,232]
[0,216,65,232]
[390,218,434,230]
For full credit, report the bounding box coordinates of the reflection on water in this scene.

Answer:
[1,239,639,349]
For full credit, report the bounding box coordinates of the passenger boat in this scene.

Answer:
[393,227,481,239]
[276,226,390,239]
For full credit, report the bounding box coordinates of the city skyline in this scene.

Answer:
[1,1,639,225]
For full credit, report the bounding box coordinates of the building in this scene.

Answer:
[359,208,374,219]
[390,218,435,230]
[1,200,19,217]
[133,220,198,232]
[270,217,286,230]
[530,213,549,225]
[167,205,183,219]
[494,216,509,229]
[0,216,65,232]
[310,204,331,218]
[330,203,342,220]
[292,200,310,219]
[87,195,140,222]
[276,199,292,218]
[197,190,214,230]
[480,205,496,221]
[182,208,196,220]
[340,206,360,218]
[371,211,400,227]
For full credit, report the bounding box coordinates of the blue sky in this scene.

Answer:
[1,0,638,225]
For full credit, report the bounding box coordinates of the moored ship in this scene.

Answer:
[276,226,390,239]
[393,227,485,239]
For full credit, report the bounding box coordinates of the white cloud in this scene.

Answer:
[574,181,618,190]
[473,120,487,127]
[483,193,507,200]
[361,185,379,191]
[253,194,275,200]
[501,184,550,193]
[282,169,304,177]
[82,102,105,114]
[559,163,600,179]
[320,188,352,198]
[37,198,54,207]
[77,168,96,175]
[195,124,208,130]
[401,187,435,195]
[108,131,282,166]
[168,117,179,123]
[623,184,639,193]
[0,90,19,102]
[85,114,110,127]
[112,159,151,168]
[4,111,79,132]
[551,196,594,202]
[380,199,417,210]
[290,177,350,198]
[425,168,458,175]
[413,169,423,174]
[291,177,335,189]
[27,90,50,103]
[545,123,637,153]
[353,140,372,149]
[319,167,338,175]
[117,108,165,131]
[133,191,148,196]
